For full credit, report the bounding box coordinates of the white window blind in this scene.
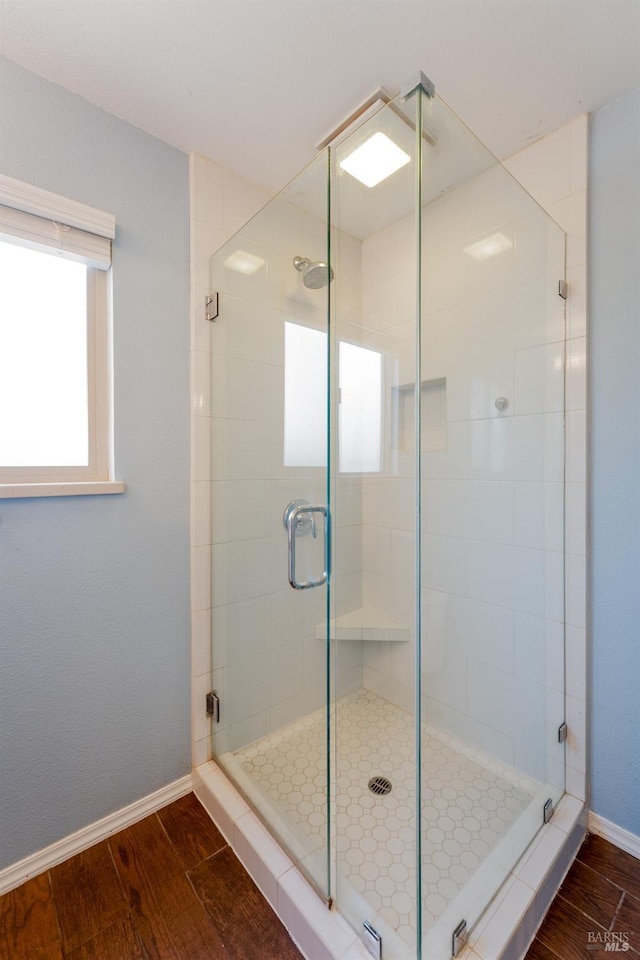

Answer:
[0,204,112,270]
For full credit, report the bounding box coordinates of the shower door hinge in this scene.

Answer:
[558,721,568,743]
[205,292,219,322]
[452,919,468,957]
[206,691,220,723]
[543,797,555,824]
[363,921,382,960]
[558,279,568,299]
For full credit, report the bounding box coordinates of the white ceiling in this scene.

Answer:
[0,0,639,193]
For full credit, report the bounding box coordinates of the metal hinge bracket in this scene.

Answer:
[558,721,568,743]
[363,921,382,959]
[543,798,555,824]
[206,691,220,723]
[558,279,568,299]
[452,919,468,957]
[206,292,219,322]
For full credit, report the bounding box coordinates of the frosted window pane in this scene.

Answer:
[339,341,382,473]
[284,321,327,467]
[0,240,89,466]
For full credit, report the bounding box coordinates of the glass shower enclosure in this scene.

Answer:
[208,76,566,959]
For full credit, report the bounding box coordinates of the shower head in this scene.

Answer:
[293,255,334,289]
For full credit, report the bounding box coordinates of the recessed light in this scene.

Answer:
[339,132,411,188]
[223,249,265,275]
[463,233,512,261]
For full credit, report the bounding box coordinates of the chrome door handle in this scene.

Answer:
[286,503,330,590]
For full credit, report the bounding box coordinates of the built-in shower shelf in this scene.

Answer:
[315,608,409,643]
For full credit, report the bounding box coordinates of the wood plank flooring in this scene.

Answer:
[2,795,638,960]
[0,793,303,960]
[525,833,640,959]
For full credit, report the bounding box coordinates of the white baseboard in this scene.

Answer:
[0,773,193,896]
[588,811,640,860]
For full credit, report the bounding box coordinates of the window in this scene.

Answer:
[283,320,383,473]
[0,175,115,490]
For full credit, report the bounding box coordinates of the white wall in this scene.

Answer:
[0,56,191,870]
[589,87,640,838]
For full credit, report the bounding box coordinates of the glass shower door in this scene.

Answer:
[207,152,333,900]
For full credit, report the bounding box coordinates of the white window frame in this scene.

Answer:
[0,174,123,497]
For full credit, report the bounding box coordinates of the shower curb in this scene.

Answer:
[194,761,586,960]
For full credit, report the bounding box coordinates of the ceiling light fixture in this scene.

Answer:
[339,132,411,188]
[223,249,265,275]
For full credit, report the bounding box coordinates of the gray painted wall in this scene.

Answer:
[589,86,640,836]
[0,57,190,868]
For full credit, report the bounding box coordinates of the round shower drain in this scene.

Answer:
[368,776,392,796]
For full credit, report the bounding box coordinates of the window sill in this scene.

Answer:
[0,481,126,499]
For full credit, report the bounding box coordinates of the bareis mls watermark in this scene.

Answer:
[586,931,632,952]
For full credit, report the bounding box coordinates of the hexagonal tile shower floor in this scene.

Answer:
[229,688,541,952]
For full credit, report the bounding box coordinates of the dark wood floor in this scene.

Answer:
[0,793,303,960]
[525,833,640,959]
[2,795,638,960]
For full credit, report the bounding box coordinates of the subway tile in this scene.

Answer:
[211,479,266,543]
[464,480,514,544]
[191,416,212,482]
[565,482,586,557]
[192,735,209,766]
[467,414,564,483]
[222,168,272,235]
[191,283,212,352]
[278,868,353,960]
[191,350,211,418]
[566,337,586,412]
[566,696,586,775]
[191,480,212,547]
[514,342,565,416]
[565,624,587,701]
[447,595,515,671]
[514,482,564,552]
[472,876,534,960]
[210,295,284,366]
[566,553,586,629]
[514,211,565,285]
[570,115,589,194]
[504,124,573,207]
[466,164,535,240]
[423,534,466,595]
[210,418,271,481]
[566,766,586,802]
[211,596,266,667]
[192,672,211,743]
[566,410,586,484]
[566,264,587,340]
[514,612,564,693]
[191,607,212,677]
[516,824,567,890]
[191,544,211,612]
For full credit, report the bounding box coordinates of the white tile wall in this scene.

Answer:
[358,116,587,806]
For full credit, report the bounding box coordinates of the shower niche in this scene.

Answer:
[207,75,567,959]
[393,377,448,453]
